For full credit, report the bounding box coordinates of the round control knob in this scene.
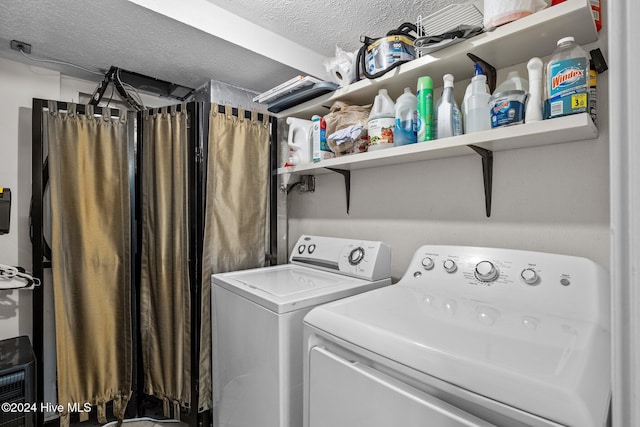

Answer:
[521,268,539,285]
[443,259,457,273]
[297,244,306,254]
[348,247,365,266]
[475,261,499,282]
[421,257,435,270]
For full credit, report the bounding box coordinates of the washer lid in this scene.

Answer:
[304,284,610,427]
[212,264,390,314]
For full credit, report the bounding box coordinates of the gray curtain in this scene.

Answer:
[140,105,191,416]
[47,102,132,427]
[199,105,271,411]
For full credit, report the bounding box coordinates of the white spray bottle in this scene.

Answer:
[526,57,544,123]
[435,74,462,139]
[462,64,485,120]
[465,74,492,134]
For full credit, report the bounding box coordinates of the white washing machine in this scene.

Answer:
[303,245,611,427]
[211,235,391,427]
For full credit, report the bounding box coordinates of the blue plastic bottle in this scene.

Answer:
[544,36,589,119]
[394,87,418,146]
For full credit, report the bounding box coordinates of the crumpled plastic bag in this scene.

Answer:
[323,101,371,156]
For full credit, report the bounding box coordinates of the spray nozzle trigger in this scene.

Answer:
[467,53,497,94]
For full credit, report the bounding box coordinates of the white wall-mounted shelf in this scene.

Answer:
[276,0,597,119]
[276,0,599,217]
[277,113,597,176]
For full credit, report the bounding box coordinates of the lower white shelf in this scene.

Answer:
[276,113,597,176]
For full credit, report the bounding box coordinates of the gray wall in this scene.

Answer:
[287,50,610,280]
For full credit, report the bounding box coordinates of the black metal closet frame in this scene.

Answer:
[31,99,278,427]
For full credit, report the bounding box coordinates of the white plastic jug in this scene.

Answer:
[494,71,528,93]
[394,87,418,146]
[368,89,395,150]
[286,117,313,165]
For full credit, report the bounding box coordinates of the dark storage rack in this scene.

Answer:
[31,99,278,427]
[0,336,36,427]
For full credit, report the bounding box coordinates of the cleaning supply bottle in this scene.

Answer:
[462,54,496,132]
[544,36,589,119]
[368,88,395,150]
[417,76,434,142]
[393,87,418,146]
[462,64,488,122]
[465,74,492,134]
[467,53,497,94]
[286,117,313,165]
[490,71,528,127]
[435,74,462,139]
[525,57,544,123]
[495,70,528,93]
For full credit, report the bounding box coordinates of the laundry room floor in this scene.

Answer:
[67,404,189,427]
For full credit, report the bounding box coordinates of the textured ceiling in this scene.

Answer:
[205,0,456,56]
[0,0,456,95]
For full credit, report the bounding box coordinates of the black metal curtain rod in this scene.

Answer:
[35,98,124,117]
[216,104,268,123]
[37,99,270,123]
[144,104,187,115]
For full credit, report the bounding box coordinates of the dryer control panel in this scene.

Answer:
[400,245,609,322]
[290,235,391,281]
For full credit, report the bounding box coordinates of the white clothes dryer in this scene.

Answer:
[211,235,391,427]
[303,245,611,427]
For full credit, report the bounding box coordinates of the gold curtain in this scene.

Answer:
[140,106,191,415]
[47,102,132,427]
[199,105,271,411]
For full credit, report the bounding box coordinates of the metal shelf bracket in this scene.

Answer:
[326,168,351,214]
[468,145,493,217]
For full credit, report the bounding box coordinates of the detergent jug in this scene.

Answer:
[368,89,395,150]
[394,87,418,146]
[286,117,313,166]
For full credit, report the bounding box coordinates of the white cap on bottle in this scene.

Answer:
[443,74,455,88]
[557,36,575,45]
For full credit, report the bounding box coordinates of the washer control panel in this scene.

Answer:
[290,235,391,281]
[403,245,609,319]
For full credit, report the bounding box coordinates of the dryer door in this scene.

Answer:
[308,347,495,427]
